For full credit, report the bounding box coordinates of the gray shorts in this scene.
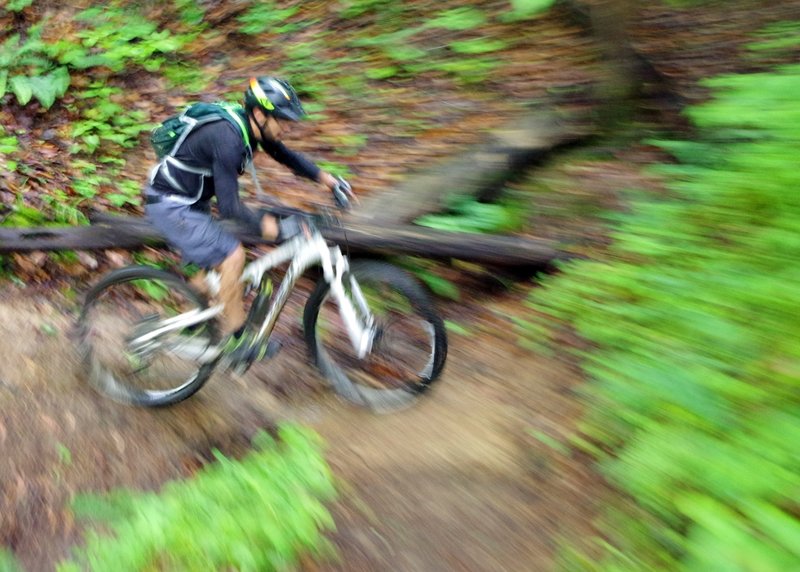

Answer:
[145,195,240,269]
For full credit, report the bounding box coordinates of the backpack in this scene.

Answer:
[150,102,251,160]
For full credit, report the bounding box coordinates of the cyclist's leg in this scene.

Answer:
[215,244,247,335]
[189,269,210,298]
[145,198,244,335]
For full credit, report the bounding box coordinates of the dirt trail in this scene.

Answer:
[0,285,596,571]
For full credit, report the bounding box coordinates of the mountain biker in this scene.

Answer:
[144,76,354,364]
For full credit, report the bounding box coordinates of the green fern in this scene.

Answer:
[61,425,336,571]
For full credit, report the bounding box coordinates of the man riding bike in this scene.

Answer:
[144,76,353,365]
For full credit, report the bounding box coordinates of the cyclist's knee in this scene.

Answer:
[219,244,246,272]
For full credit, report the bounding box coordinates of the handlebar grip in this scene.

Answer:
[331,176,352,210]
[332,185,350,210]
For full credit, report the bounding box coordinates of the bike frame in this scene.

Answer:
[133,228,376,364]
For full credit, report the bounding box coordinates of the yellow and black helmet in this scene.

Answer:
[244,76,306,122]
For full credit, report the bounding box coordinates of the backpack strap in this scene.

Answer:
[217,103,252,150]
[165,102,252,160]
[216,102,271,200]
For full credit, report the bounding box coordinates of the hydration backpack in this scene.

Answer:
[150,102,251,160]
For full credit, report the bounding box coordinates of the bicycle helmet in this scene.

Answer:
[244,76,306,122]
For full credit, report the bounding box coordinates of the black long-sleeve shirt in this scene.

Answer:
[150,119,321,234]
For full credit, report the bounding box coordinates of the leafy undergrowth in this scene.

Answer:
[0,0,590,232]
[58,425,336,572]
[0,0,600,289]
[522,33,800,572]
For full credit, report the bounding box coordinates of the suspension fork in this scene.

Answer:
[321,246,376,359]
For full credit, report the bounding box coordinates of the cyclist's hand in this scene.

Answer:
[331,176,355,211]
[320,171,355,210]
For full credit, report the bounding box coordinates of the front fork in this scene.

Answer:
[322,247,376,359]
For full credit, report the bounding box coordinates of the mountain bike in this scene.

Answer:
[77,209,448,413]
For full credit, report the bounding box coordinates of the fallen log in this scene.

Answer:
[0,214,565,267]
[351,112,595,227]
[320,223,563,267]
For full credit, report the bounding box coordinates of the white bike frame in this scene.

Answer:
[133,228,376,364]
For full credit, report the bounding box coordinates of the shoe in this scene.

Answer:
[221,330,282,374]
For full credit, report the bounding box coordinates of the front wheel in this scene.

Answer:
[78,265,221,407]
[304,260,447,412]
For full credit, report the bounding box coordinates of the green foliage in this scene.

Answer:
[415,57,499,84]
[66,7,187,73]
[47,159,140,222]
[0,30,71,109]
[501,0,556,22]
[315,160,351,178]
[46,6,193,73]
[523,61,800,570]
[3,0,33,11]
[131,252,175,272]
[528,428,570,455]
[448,38,509,55]
[56,442,73,466]
[396,258,460,301]
[339,0,402,19]
[6,67,70,108]
[106,179,142,209]
[340,5,503,85]
[0,4,190,119]
[415,269,461,301]
[162,62,208,93]
[1,196,47,227]
[173,0,206,26]
[327,133,367,157]
[132,278,170,301]
[60,425,336,571]
[428,7,487,31]
[0,5,187,111]
[444,319,470,336]
[0,126,19,172]
[747,20,800,55]
[44,190,89,226]
[69,84,151,155]
[238,1,301,34]
[416,196,527,235]
[0,548,22,572]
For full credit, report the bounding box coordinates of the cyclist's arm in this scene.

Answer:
[260,138,321,182]
[212,132,263,235]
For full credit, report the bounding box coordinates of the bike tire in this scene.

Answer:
[304,260,447,412]
[78,265,220,407]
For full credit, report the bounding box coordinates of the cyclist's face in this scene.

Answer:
[252,109,283,142]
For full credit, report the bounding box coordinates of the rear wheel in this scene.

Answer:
[304,260,447,412]
[78,265,220,407]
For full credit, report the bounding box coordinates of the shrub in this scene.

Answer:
[60,425,337,572]
[524,57,800,572]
